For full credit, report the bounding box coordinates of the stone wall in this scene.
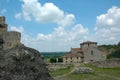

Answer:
[3,31,21,49]
[47,63,73,71]
[93,59,120,68]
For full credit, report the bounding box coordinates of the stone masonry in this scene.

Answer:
[0,16,21,50]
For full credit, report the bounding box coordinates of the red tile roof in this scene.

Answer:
[71,48,83,53]
[63,53,82,58]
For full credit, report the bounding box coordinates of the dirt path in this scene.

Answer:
[53,64,80,80]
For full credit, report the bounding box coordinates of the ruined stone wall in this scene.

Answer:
[47,63,73,71]
[0,16,7,35]
[93,59,120,68]
[3,31,21,49]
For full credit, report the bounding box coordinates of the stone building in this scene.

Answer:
[63,41,106,63]
[0,16,21,50]
[80,41,106,63]
[63,48,83,63]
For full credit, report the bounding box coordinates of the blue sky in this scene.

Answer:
[0,0,120,52]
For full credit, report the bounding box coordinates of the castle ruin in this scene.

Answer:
[0,16,21,50]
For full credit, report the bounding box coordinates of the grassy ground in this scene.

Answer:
[49,64,120,80]
[50,66,73,77]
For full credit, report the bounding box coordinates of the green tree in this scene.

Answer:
[50,58,57,63]
[58,58,63,62]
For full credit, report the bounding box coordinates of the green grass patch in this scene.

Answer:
[49,66,73,77]
[50,63,120,80]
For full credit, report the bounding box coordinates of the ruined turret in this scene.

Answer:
[0,16,21,50]
[0,16,7,35]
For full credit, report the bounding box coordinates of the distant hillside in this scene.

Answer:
[41,52,69,59]
[98,42,120,59]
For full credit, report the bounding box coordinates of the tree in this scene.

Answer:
[50,58,57,63]
[58,58,63,62]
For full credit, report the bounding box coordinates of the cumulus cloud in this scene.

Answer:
[36,25,89,51]
[15,1,120,51]
[10,26,24,33]
[37,24,89,46]
[21,0,75,27]
[15,13,22,19]
[94,6,120,44]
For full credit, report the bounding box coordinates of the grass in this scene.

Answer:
[49,66,73,77]
[50,64,120,80]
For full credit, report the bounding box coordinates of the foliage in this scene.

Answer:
[41,52,69,63]
[50,58,57,63]
[49,57,63,63]
[107,42,120,59]
[58,57,63,62]
[99,41,120,59]
[41,52,68,59]
[107,49,120,59]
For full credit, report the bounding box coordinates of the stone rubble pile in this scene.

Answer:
[72,67,93,74]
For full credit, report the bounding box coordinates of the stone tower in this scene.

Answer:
[0,16,7,35]
[0,16,21,50]
[80,41,97,50]
[0,16,7,49]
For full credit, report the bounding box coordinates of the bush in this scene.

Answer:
[50,58,57,63]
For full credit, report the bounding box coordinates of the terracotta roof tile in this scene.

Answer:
[71,48,83,53]
[63,53,82,58]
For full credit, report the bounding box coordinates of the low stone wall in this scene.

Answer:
[47,63,73,71]
[93,59,120,68]
[72,67,93,74]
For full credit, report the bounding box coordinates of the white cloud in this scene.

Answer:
[36,24,89,51]
[21,0,75,27]
[14,1,120,52]
[94,6,120,44]
[10,26,24,33]
[15,13,22,19]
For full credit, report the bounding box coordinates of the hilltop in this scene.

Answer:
[98,42,120,59]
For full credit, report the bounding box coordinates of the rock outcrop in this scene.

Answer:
[0,44,54,80]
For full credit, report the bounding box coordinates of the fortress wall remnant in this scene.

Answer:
[0,16,7,35]
[3,31,21,49]
[0,16,21,49]
[93,59,120,68]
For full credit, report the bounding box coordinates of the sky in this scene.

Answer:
[0,0,120,52]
